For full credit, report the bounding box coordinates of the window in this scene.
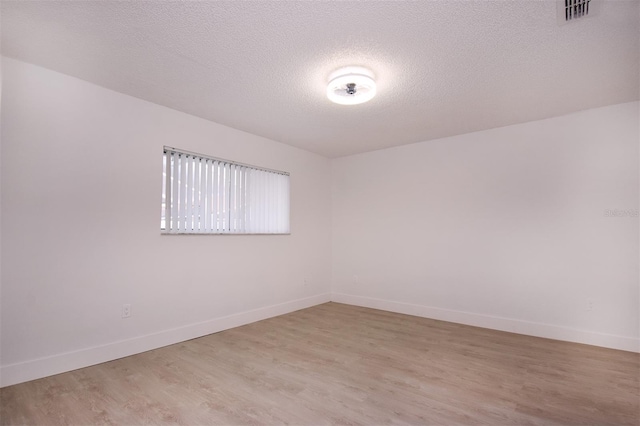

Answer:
[161,147,290,234]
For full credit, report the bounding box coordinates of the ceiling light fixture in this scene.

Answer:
[327,67,376,105]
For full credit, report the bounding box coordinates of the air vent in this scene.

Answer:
[558,0,597,24]
[564,0,590,20]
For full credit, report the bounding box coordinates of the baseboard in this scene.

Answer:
[4,292,635,388]
[331,293,639,353]
[0,293,331,387]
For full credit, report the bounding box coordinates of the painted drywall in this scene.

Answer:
[332,102,640,352]
[0,57,332,386]
[2,56,638,387]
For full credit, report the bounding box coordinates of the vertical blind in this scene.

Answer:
[161,147,290,234]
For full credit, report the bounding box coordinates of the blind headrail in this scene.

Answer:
[163,146,290,176]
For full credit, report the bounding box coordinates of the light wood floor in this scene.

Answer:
[1,302,638,425]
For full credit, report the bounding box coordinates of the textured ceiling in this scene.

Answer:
[2,1,639,158]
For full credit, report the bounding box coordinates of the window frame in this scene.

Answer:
[161,146,291,235]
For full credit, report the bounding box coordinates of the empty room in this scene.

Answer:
[1,0,638,424]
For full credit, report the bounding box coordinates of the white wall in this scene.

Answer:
[0,57,332,386]
[2,56,638,388]
[332,102,640,352]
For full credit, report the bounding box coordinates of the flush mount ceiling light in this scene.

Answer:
[326,67,376,105]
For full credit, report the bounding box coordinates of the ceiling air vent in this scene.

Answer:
[558,0,598,24]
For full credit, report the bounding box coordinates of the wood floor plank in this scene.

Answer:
[1,302,638,425]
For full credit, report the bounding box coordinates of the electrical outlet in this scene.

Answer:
[353,275,359,284]
[586,299,594,312]
[122,304,131,318]
[303,278,308,287]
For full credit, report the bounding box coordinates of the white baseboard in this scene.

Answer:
[331,293,640,353]
[0,293,331,388]
[3,292,636,387]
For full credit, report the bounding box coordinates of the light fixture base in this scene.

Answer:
[327,67,376,105]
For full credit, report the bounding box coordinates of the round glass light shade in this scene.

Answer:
[327,67,376,105]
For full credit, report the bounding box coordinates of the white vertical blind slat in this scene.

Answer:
[244,168,251,233]
[239,167,246,233]
[268,172,275,232]
[260,170,267,233]
[163,152,171,232]
[199,158,205,232]
[238,166,243,232]
[285,175,291,233]
[171,153,179,233]
[213,161,219,232]
[193,157,201,233]
[179,154,187,232]
[185,156,193,233]
[229,164,236,232]
[217,162,222,232]
[223,163,230,232]
[203,159,210,232]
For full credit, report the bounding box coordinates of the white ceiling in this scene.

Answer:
[2,1,638,158]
